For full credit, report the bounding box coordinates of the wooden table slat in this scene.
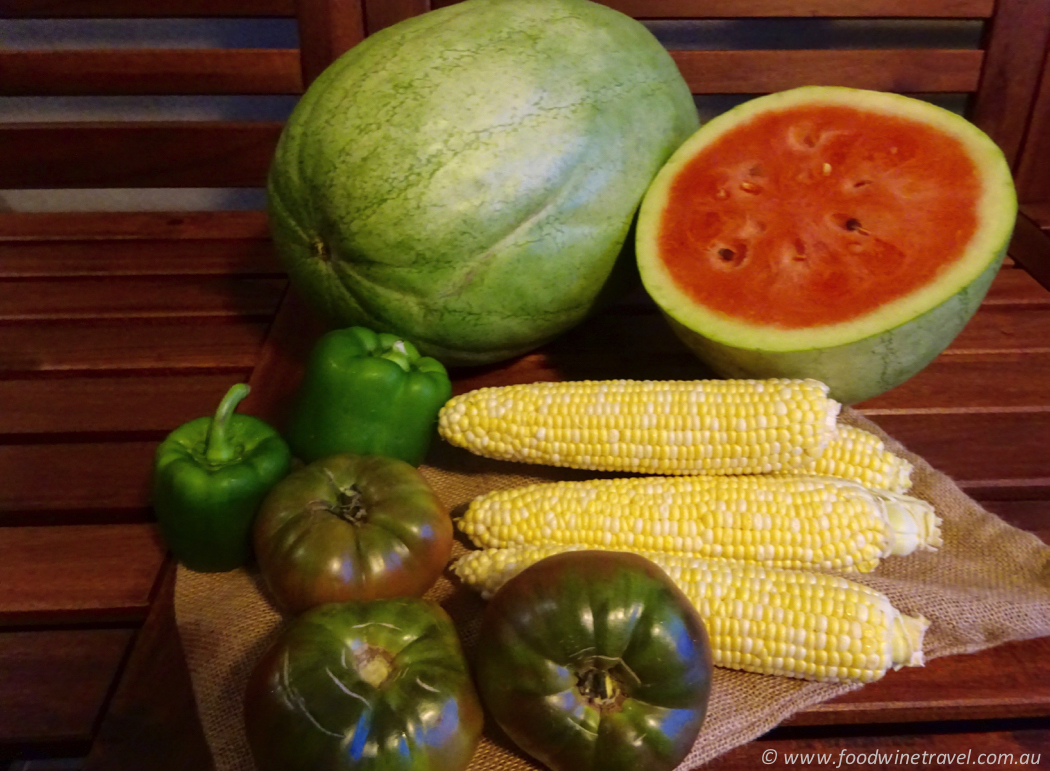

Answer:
[0,123,283,189]
[0,276,287,321]
[0,0,296,17]
[671,49,983,94]
[0,628,135,745]
[0,320,268,375]
[0,49,303,97]
[0,211,270,242]
[0,525,166,623]
[437,0,998,18]
[790,635,1050,725]
[1,238,282,278]
[0,442,157,518]
[0,374,252,436]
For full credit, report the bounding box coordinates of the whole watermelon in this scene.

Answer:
[267,0,698,366]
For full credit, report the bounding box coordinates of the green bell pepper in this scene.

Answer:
[152,383,292,572]
[285,326,453,466]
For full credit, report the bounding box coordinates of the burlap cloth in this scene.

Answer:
[175,408,1050,770]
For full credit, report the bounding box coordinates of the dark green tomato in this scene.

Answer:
[253,453,452,615]
[474,550,712,771]
[245,598,484,771]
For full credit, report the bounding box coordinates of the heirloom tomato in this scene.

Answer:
[253,453,452,614]
[244,598,483,771]
[473,550,713,771]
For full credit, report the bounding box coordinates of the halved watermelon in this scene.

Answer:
[636,86,1017,404]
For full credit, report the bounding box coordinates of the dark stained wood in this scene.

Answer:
[0,320,267,374]
[0,443,155,519]
[857,354,1050,410]
[0,374,251,436]
[982,264,1050,303]
[979,499,1050,530]
[0,211,270,242]
[1,238,282,278]
[1,277,286,321]
[241,287,329,429]
[670,49,983,94]
[297,0,366,86]
[1022,203,1050,231]
[84,563,214,771]
[0,123,283,189]
[435,0,996,16]
[0,50,302,97]
[1015,45,1050,206]
[0,525,166,624]
[364,0,429,34]
[0,628,134,744]
[790,636,1050,725]
[0,0,296,16]
[861,412,1050,499]
[946,306,1050,352]
[970,0,1050,164]
[1010,212,1050,292]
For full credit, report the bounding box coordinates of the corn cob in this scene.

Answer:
[453,544,929,684]
[798,425,913,493]
[458,474,940,573]
[439,378,840,475]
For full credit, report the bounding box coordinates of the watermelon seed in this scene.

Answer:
[739,182,762,194]
[749,165,765,177]
[717,246,747,266]
[716,188,729,200]
[793,238,807,260]
[823,163,832,176]
[844,218,870,236]
[853,180,872,189]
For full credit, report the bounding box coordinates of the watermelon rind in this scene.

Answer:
[636,86,1017,404]
[268,0,699,366]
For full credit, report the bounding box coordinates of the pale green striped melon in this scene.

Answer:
[636,86,1017,404]
[268,0,698,366]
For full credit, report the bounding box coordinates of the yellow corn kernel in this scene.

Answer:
[796,425,913,493]
[458,474,940,573]
[438,378,840,475]
[453,545,929,684]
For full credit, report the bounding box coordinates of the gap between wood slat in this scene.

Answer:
[0,0,296,17]
[429,0,997,16]
[671,49,982,93]
[0,123,282,189]
[597,0,995,17]
[0,50,302,97]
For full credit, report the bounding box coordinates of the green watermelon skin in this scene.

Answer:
[268,0,698,366]
[664,248,1004,405]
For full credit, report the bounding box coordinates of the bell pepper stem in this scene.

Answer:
[204,383,251,465]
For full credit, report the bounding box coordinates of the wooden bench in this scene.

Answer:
[2,0,1049,767]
